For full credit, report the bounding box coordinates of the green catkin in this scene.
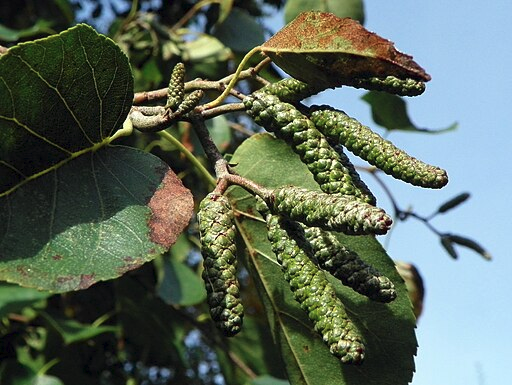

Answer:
[198,193,244,336]
[264,213,365,364]
[269,186,392,235]
[343,76,426,97]
[260,78,322,103]
[309,107,449,189]
[303,226,396,302]
[331,144,376,201]
[174,89,204,116]
[244,92,376,204]
[167,62,186,110]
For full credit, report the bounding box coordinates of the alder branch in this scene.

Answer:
[132,59,271,105]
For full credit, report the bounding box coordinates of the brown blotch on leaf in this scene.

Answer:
[148,169,194,248]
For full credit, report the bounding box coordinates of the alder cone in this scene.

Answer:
[198,193,243,336]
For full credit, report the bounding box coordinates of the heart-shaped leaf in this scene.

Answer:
[227,133,417,385]
[261,11,430,90]
[0,25,193,292]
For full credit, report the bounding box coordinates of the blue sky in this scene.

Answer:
[268,1,511,384]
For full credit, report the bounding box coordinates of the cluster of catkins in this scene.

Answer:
[197,77,448,364]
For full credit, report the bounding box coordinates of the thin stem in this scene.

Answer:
[407,212,443,236]
[190,116,270,197]
[158,130,216,187]
[201,46,264,110]
[190,116,224,169]
[127,0,139,20]
[363,166,444,238]
[223,174,272,199]
[171,0,221,31]
[132,59,271,105]
[200,102,246,120]
[365,167,402,218]
[109,117,134,142]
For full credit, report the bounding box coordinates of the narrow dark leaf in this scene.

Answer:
[437,192,470,214]
[362,91,458,133]
[448,234,492,261]
[440,236,458,259]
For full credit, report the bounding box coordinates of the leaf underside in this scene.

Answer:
[261,11,430,90]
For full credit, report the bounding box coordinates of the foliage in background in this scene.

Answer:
[0,1,490,385]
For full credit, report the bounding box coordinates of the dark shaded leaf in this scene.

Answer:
[41,314,118,345]
[261,12,429,90]
[214,8,265,52]
[227,133,416,385]
[284,0,364,24]
[440,236,458,259]
[156,254,207,306]
[0,24,133,195]
[362,91,458,133]
[0,283,53,318]
[447,234,492,261]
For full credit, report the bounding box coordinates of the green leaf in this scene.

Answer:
[117,276,188,366]
[156,254,206,306]
[261,11,429,91]
[251,375,290,385]
[0,25,194,291]
[0,146,194,292]
[0,283,52,318]
[220,315,287,383]
[33,375,65,385]
[227,133,416,385]
[205,115,232,152]
[362,91,458,133]
[0,20,55,42]
[214,8,265,52]
[41,315,118,345]
[218,0,235,24]
[284,0,364,24]
[0,24,134,195]
[181,32,231,78]
[181,32,231,62]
